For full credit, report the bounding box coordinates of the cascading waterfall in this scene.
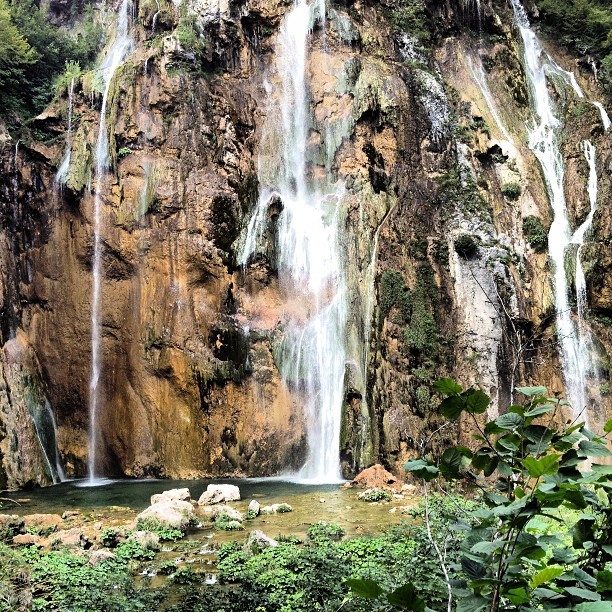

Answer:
[572,141,598,383]
[592,102,611,131]
[88,0,134,481]
[510,0,596,419]
[55,78,75,185]
[241,0,346,482]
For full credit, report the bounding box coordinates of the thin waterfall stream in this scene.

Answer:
[88,0,134,482]
[241,0,346,482]
[510,0,598,420]
[55,77,75,185]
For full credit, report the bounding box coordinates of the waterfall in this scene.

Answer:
[88,0,134,481]
[592,102,611,131]
[152,0,160,33]
[572,141,598,385]
[467,54,514,144]
[241,0,346,482]
[510,0,595,420]
[55,78,75,185]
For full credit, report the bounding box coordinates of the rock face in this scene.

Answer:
[0,0,610,487]
[197,484,240,505]
[136,498,195,529]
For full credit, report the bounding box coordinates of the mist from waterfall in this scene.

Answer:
[241,0,346,482]
[88,0,134,481]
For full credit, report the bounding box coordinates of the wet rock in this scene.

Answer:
[150,488,191,505]
[137,499,195,530]
[199,504,243,522]
[23,514,63,534]
[260,503,292,514]
[243,530,278,554]
[127,530,161,550]
[50,528,90,549]
[13,533,41,546]
[352,464,398,490]
[248,499,260,516]
[62,511,80,520]
[197,484,241,505]
[88,550,117,566]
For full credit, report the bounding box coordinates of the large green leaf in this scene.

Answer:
[530,565,564,588]
[524,404,556,418]
[440,395,465,420]
[573,517,596,549]
[578,440,611,458]
[522,454,560,478]
[456,595,489,612]
[345,578,383,599]
[403,459,439,481]
[596,570,612,593]
[386,584,426,611]
[563,586,601,601]
[604,419,612,434]
[495,412,524,430]
[516,386,547,397]
[432,378,462,396]
[465,389,490,414]
[576,603,612,612]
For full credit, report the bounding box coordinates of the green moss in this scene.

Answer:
[501,181,521,200]
[522,215,548,252]
[379,269,411,322]
[454,234,479,258]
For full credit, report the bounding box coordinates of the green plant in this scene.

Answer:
[115,540,156,561]
[117,146,133,159]
[245,509,258,520]
[307,522,346,542]
[215,515,244,531]
[276,503,292,513]
[454,233,479,258]
[600,383,609,396]
[158,559,178,575]
[100,527,119,548]
[501,181,522,200]
[523,215,548,252]
[135,517,184,541]
[351,379,612,611]
[172,567,199,584]
[360,489,392,503]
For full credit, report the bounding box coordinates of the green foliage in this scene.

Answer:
[245,508,258,520]
[0,543,165,611]
[399,380,612,610]
[359,489,392,503]
[501,181,522,200]
[380,269,411,321]
[276,503,292,513]
[117,146,134,159]
[535,0,612,91]
[454,233,479,258]
[4,0,103,118]
[437,169,490,220]
[135,517,185,541]
[307,522,346,542]
[215,515,244,531]
[389,0,429,49]
[158,559,178,575]
[100,527,119,548]
[115,540,156,561]
[523,215,548,252]
[171,566,199,584]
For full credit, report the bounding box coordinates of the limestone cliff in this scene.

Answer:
[0,0,610,487]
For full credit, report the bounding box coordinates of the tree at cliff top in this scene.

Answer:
[1,0,102,119]
[535,0,612,92]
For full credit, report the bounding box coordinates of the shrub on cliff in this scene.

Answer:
[522,215,548,252]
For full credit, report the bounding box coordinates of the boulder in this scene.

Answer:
[88,550,116,567]
[248,499,260,516]
[136,499,194,530]
[199,504,243,522]
[260,503,292,514]
[127,530,161,550]
[243,530,278,554]
[150,488,191,505]
[50,528,90,549]
[352,464,398,490]
[0,514,24,536]
[197,484,241,505]
[23,513,63,534]
[13,533,41,546]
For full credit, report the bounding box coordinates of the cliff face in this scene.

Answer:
[0,0,610,487]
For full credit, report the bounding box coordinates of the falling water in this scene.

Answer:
[55,78,75,185]
[572,141,598,386]
[152,0,161,33]
[510,0,594,419]
[88,0,134,481]
[592,102,611,131]
[467,54,514,144]
[242,0,346,482]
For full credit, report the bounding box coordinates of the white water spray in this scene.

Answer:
[55,78,75,185]
[592,102,611,131]
[242,0,346,482]
[510,0,595,419]
[88,0,134,481]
